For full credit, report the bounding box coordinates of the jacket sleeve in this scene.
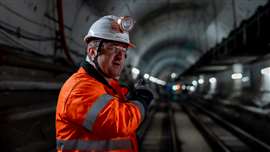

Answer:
[92,97,145,137]
[62,80,145,137]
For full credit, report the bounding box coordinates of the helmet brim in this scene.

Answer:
[128,42,135,48]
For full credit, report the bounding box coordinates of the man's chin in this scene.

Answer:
[107,72,121,79]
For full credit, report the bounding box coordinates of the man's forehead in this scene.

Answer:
[104,41,128,48]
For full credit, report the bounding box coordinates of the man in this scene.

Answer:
[56,15,153,152]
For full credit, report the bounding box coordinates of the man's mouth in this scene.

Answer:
[113,62,121,66]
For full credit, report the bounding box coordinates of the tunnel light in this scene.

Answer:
[182,84,186,90]
[172,85,177,91]
[209,77,217,83]
[172,84,180,91]
[198,78,204,84]
[192,80,198,86]
[231,73,243,79]
[242,76,249,82]
[157,80,166,86]
[131,67,140,75]
[149,76,156,82]
[189,86,195,92]
[261,67,270,75]
[171,73,176,79]
[131,67,140,79]
[144,73,150,79]
[149,76,167,86]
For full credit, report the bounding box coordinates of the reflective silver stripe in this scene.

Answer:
[56,139,132,151]
[83,94,113,131]
[130,100,145,120]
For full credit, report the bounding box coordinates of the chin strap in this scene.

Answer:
[92,39,111,78]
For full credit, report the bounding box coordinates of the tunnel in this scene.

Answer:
[1,0,270,152]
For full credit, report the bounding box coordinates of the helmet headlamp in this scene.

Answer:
[117,16,135,32]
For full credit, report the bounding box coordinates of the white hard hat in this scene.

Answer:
[84,15,135,48]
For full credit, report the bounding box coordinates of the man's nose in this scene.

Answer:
[115,50,127,59]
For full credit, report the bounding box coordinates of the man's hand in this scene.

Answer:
[128,86,154,108]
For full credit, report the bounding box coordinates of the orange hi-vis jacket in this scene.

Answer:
[56,61,145,152]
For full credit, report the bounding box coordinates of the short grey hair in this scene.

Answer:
[87,39,100,49]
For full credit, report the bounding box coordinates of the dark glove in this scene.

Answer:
[128,87,154,109]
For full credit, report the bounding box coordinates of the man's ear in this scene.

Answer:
[87,47,97,61]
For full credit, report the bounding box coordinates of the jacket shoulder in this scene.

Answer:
[56,69,106,114]
[61,69,105,98]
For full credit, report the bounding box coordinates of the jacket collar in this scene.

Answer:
[81,60,117,94]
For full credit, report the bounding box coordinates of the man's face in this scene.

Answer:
[98,41,128,78]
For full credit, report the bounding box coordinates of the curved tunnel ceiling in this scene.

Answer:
[0,0,268,80]
[127,0,225,79]
[137,39,201,79]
